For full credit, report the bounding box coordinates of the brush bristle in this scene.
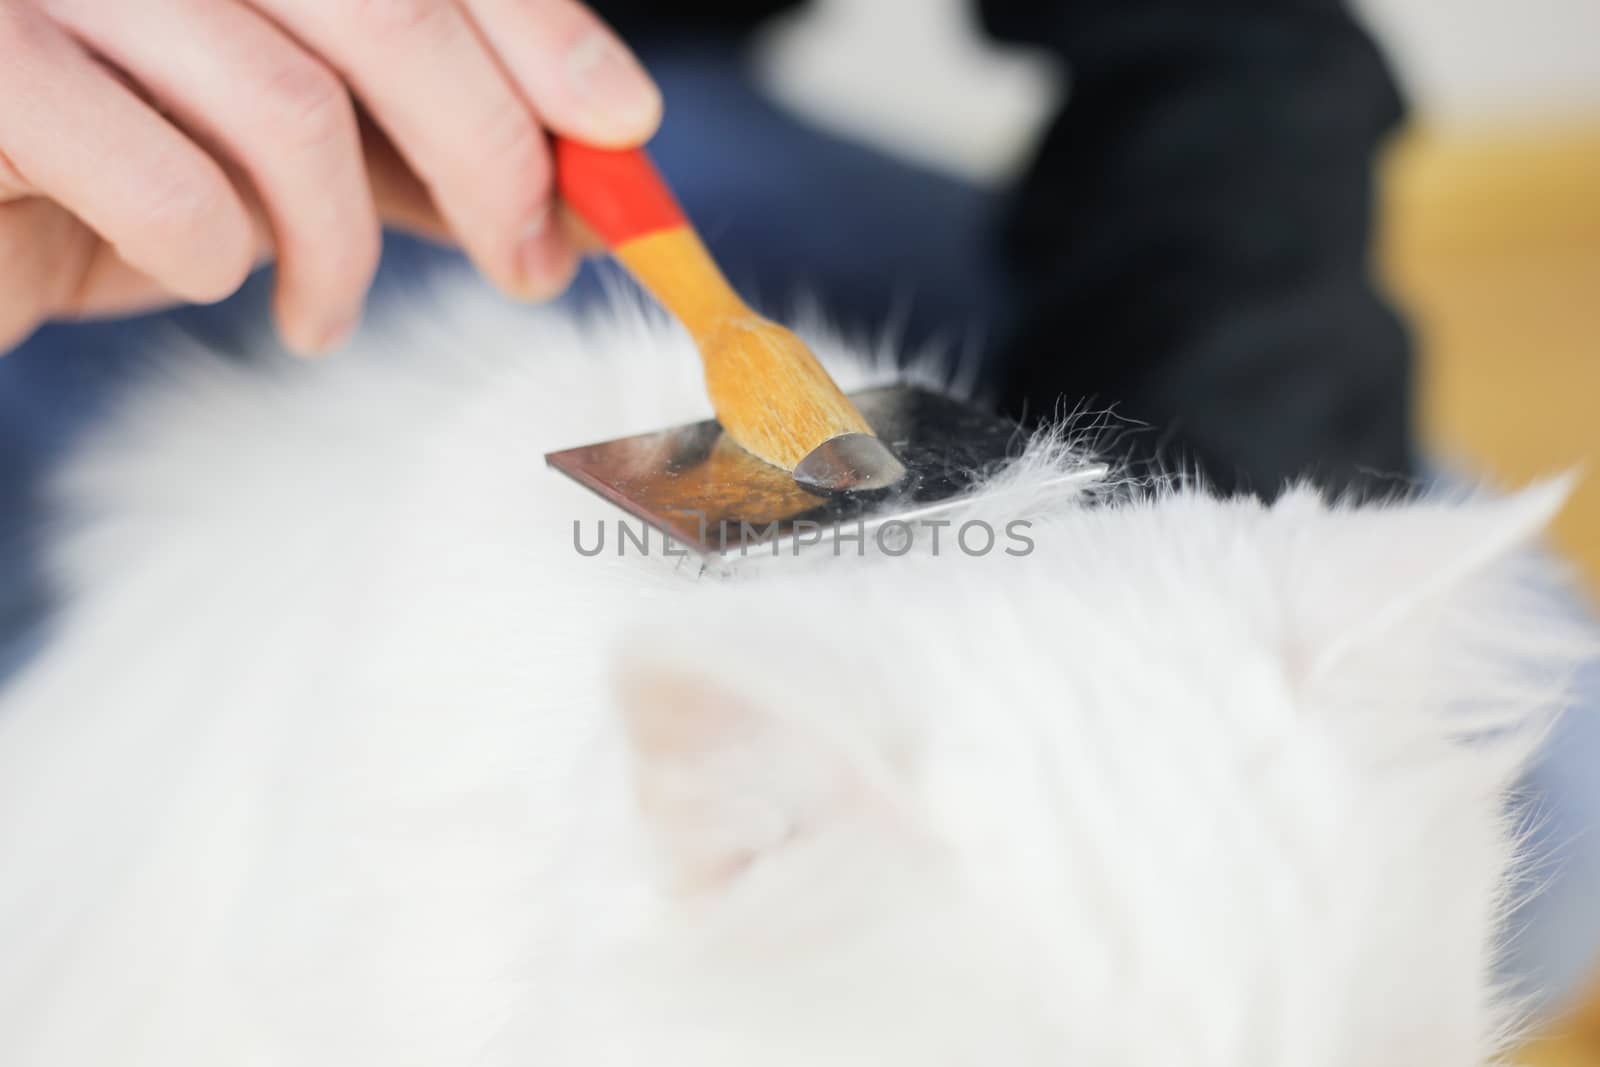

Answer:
[701,316,874,470]
[611,226,877,473]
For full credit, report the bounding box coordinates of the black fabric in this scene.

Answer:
[594,0,1416,496]
[980,2,1414,496]
[592,0,802,39]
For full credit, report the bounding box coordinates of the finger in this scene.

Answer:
[557,205,606,257]
[0,198,86,351]
[0,198,180,353]
[47,0,381,354]
[65,243,191,320]
[361,115,453,243]
[0,145,29,204]
[255,0,576,299]
[463,0,660,147]
[0,4,257,306]
[1,195,262,353]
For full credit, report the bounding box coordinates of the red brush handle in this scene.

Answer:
[554,139,687,248]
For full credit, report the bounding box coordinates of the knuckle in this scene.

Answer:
[537,0,607,52]
[0,2,41,54]
[255,56,355,153]
[141,176,252,300]
[476,106,551,222]
[353,0,452,41]
[0,11,19,58]
[0,4,61,104]
[138,168,223,236]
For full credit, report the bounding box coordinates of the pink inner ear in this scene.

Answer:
[620,667,755,762]
[614,655,865,893]
[615,659,799,890]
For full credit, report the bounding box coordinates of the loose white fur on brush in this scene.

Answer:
[0,278,1589,1066]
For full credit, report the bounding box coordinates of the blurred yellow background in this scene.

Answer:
[1383,125,1600,598]
[1328,11,1600,1054]
[1382,120,1600,1067]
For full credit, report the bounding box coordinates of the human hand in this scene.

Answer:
[0,0,660,354]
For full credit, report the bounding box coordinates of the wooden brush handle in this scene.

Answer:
[554,140,746,338]
[554,139,875,471]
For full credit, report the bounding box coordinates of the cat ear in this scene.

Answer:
[1280,475,1573,680]
[613,645,861,892]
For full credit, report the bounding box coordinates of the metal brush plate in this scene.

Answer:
[546,386,1103,570]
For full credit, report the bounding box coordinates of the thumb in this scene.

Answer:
[0,197,180,354]
[0,197,86,353]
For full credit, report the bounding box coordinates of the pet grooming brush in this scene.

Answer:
[546,140,1102,571]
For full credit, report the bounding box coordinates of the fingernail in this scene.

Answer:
[295,313,358,357]
[516,208,558,295]
[566,31,661,138]
[322,314,359,353]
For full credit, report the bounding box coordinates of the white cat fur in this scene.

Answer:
[0,277,1588,1066]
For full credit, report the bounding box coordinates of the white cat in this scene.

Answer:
[0,279,1588,1066]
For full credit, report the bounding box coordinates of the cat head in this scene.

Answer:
[580,477,1583,1066]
